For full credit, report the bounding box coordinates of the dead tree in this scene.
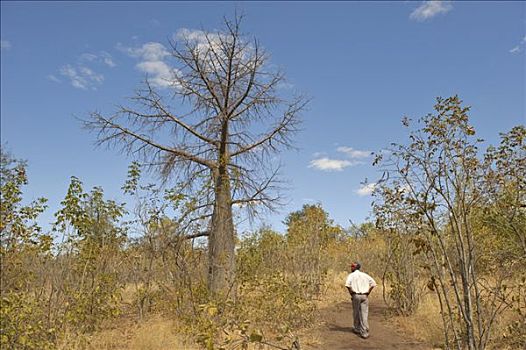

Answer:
[84,16,307,295]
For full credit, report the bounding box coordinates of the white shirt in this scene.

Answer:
[345,270,377,294]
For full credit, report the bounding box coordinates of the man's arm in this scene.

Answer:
[366,274,377,295]
[345,274,354,296]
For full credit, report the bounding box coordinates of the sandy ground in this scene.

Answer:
[307,301,433,350]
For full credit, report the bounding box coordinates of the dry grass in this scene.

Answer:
[126,317,197,350]
[120,283,138,305]
[58,316,198,350]
[389,292,526,349]
[389,293,444,347]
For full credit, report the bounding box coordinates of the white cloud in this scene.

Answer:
[174,28,248,67]
[99,51,116,67]
[175,28,223,57]
[119,42,170,61]
[80,66,104,83]
[59,64,104,90]
[136,61,174,88]
[337,146,371,159]
[356,183,376,196]
[509,35,526,54]
[410,1,453,22]
[79,53,97,61]
[80,51,116,67]
[103,57,116,67]
[309,158,352,172]
[47,74,61,83]
[1,40,11,50]
[118,42,177,88]
[52,51,114,90]
[309,146,370,171]
[175,28,211,44]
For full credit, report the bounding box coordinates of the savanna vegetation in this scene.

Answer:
[1,17,524,350]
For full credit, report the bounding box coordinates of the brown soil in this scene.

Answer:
[307,301,434,350]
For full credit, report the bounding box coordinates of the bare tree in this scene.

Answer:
[84,16,307,295]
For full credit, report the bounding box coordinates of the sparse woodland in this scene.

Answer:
[1,17,525,350]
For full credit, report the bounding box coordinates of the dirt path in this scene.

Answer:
[307,301,433,350]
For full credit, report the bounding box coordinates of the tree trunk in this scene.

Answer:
[208,170,235,296]
[208,120,235,296]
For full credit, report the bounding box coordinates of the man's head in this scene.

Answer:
[351,262,361,272]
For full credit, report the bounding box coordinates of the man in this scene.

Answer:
[344,261,377,339]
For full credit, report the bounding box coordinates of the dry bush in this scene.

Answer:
[481,275,526,350]
[170,225,320,349]
[389,277,526,350]
[372,100,525,350]
[101,223,318,350]
[316,270,350,308]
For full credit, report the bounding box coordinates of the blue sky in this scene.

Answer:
[1,1,525,234]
